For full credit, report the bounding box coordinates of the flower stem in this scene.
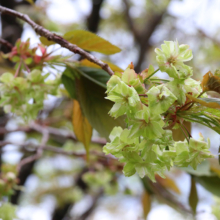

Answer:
[14,62,22,77]
[144,68,159,82]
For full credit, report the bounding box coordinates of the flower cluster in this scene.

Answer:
[103,41,213,182]
[0,70,60,121]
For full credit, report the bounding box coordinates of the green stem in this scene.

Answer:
[144,68,159,82]
[197,91,206,98]
[186,91,206,110]
[180,124,189,143]
[150,78,170,82]
[182,122,192,138]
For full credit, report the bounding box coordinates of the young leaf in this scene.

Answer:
[72,99,93,159]
[64,30,121,55]
[189,176,198,215]
[142,191,151,219]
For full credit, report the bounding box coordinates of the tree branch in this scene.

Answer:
[87,0,104,33]
[77,189,103,220]
[122,0,167,72]
[0,38,13,50]
[17,127,49,172]
[0,123,107,146]
[122,0,140,41]
[0,140,120,173]
[0,6,114,76]
[0,141,85,157]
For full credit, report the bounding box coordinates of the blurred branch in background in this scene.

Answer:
[0,38,13,50]
[123,0,168,72]
[87,0,105,33]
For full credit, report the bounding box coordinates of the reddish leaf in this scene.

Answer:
[201,71,220,93]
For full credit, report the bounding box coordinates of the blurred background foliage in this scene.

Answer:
[1,0,220,219]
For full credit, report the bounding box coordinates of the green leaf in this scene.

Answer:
[179,106,220,134]
[39,36,56,46]
[77,67,110,89]
[189,177,198,215]
[75,67,125,139]
[24,57,33,65]
[196,176,220,197]
[64,30,121,55]
[61,67,77,99]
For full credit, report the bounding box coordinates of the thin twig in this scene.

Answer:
[0,141,119,167]
[0,38,13,50]
[0,141,85,157]
[30,122,107,145]
[122,0,140,41]
[17,127,49,172]
[0,6,114,76]
[0,123,107,146]
[23,60,31,73]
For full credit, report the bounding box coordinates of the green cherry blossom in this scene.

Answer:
[106,80,142,118]
[147,84,177,114]
[129,106,165,139]
[155,41,193,79]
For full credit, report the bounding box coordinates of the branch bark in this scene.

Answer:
[0,6,114,76]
